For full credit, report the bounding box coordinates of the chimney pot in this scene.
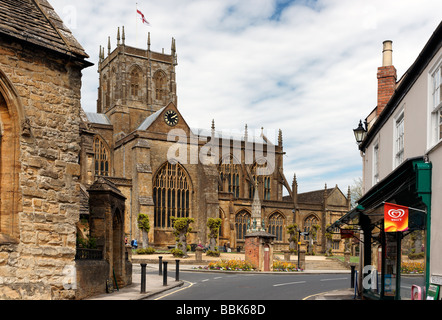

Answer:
[382,40,393,67]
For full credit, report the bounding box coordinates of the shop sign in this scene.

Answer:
[426,284,440,300]
[340,229,353,239]
[384,203,408,232]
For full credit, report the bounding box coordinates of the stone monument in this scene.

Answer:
[245,183,276,271]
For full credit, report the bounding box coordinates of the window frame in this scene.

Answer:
[429,58,442,147]
[153,162,191,229]
[393,110,405,168]
[372,140,380,185]
[93,136,110,177]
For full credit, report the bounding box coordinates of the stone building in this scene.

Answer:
[0,0,91,299]
[80,28,352,255]
[0,0,351,300]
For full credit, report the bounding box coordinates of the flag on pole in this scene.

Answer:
[137,9,151,26]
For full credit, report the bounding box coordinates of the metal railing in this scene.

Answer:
[75,248,103,260]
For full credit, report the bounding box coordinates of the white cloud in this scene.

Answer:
[50,0,442,193]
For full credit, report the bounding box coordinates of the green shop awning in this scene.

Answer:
[328,156,431,232]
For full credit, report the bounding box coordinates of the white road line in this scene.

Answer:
[202,279,210,282]
[154,280,194,300]
[320,277,348,282]
[214,277,223,279]
[273,281,306,287]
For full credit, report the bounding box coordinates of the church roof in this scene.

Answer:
[297,187,336,203]
[0,0,89,61]
[190,128,268,144]
[85,112,111,125]
[137,107,166,130]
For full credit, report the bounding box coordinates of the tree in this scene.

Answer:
[325,224,333,256]
[287,223,298,252]
[207,218,222,256]
[171,217,194,257]
[350,177,363,208]
[137,213,150,249]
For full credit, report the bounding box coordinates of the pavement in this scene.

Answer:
[86,252,358,300]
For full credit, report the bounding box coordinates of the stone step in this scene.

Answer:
[305,259,349,270]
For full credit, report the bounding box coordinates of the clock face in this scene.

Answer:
[164,110,179,127]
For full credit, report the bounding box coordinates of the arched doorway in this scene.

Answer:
[0,71,22,244]
[112,208,124,284]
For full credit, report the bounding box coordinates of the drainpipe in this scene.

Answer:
[414,161,432,292]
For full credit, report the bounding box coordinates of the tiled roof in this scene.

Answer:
[0,0,89,60]
[297,188,335,204]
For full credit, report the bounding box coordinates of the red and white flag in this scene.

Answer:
[137,9,151,26]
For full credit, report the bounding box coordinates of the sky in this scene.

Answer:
[50,0,442,194]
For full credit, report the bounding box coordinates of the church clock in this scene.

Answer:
[164,110,179,126]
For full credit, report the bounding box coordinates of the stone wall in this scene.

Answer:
[75,260,109,300]
[0,35,86,299]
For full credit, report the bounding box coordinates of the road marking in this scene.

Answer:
[273,281,306,287]
[202,279,210,282]
[302,290,329,300]
[214,277,223,279]
[154,280,194,300]
[320,277,348,282]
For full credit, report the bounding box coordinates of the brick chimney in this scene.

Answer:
[377,40,397,116]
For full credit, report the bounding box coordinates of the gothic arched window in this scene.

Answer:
[153,162,191,228]
[154,71,167,102]
[102,74,110,110]
[130,67,141,99]
[268,212,285,241]
[219,155,240,198]
[93,136,110,176]
[304,215,319,240]
[235,210,251,241]
[249,161,271,200]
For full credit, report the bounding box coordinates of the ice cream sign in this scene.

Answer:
[384,202,409,232]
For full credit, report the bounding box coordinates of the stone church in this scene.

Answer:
[79,27,352,253]
[0,0,350,300]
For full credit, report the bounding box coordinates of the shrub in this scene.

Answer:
[401,261,424,274]
[273,261,303,272]
[171,248,184,257]
[208,259,255,271]
[408,252,425,260]
[206,248,220,257]
[136,247,156,255]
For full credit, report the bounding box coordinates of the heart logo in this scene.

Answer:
[388,209,405,219]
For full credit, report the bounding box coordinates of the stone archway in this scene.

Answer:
[0,71,23,244]
[112,208,124,283]
[88,177,131,289]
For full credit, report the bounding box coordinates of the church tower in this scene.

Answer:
[97,28,178,135]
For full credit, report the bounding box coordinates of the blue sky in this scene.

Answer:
[50,0,442,194]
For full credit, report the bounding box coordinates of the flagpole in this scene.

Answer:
[136,2,138,47]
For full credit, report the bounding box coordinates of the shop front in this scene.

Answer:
[328,157,431,300]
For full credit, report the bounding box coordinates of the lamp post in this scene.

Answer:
[353,120,367,144]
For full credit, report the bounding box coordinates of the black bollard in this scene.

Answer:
[350,265,356,288]
[140,263,147,293]
[163,261,168,286]
[159,256,163,276]
[175,259,180,281]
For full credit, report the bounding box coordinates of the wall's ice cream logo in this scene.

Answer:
[384,203,408,232]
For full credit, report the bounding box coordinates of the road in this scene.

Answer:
[147,269,352,300]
